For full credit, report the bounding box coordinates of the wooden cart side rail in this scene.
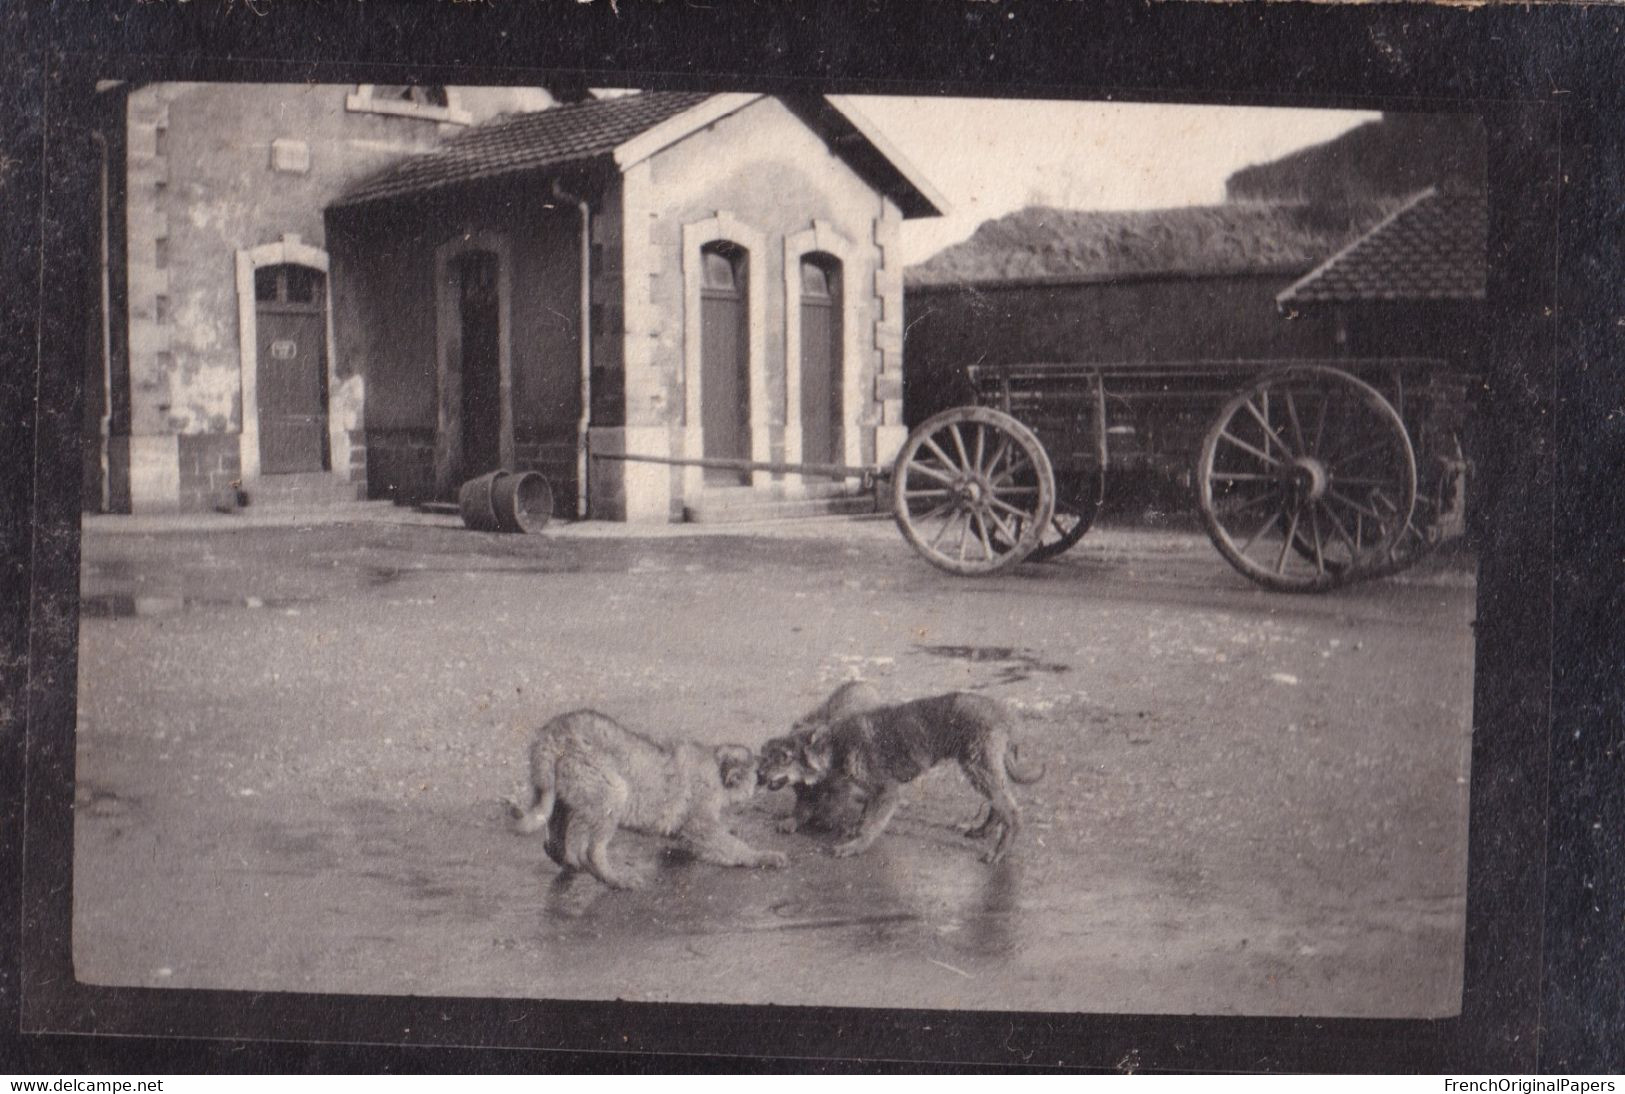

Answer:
[965,356,1451,377]
[966,357,1461,437]
[966,357,1454,397]
[964,357,1471,487]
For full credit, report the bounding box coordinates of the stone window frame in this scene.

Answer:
[344,84,473,126]
[234,234,342,484]
[680,213,768,490]
[432,230,516,497]
[783,221,865,479]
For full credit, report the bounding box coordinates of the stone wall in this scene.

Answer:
[109,82,559,512]
[329,177,586,510]
[176,432,243,511]
[594,96,903,521]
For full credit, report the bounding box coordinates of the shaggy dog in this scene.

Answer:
[759,680,884,836]
[505,710,785,889]
[756,692,1043,863]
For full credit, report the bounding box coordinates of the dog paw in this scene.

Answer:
[978,849,1006,866]
[775,817,801,835]
[756,851,789,870]
[829,840,865,858]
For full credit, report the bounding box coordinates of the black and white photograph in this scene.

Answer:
[56,80,1501,1023]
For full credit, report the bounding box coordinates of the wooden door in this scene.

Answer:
[700,245,749,485]
[457,250,503,480]
[799,257,842,467]
[255,264,328,474]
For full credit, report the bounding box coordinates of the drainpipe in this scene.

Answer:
[552,178,592,520]
[91,130,113,513]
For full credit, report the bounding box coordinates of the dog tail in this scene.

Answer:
[505,737,558,834]
[1004,743,1045,785]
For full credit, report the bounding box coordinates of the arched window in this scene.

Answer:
[702,244,744,292]
[800,258,834,301]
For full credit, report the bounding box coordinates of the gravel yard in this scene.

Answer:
[72,512,1476,1017]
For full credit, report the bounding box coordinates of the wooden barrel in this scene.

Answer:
[492,471,553,534]
[458,470,512,531]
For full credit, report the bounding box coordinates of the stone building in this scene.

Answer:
[324,91,943,521]
[83,81,576,513]
[900,203,1363,442]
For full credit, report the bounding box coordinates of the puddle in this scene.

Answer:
[449,562,587,577]
[915,644,1071,687]
[361,565,406,588]
[74,782,136,818]
[80,594,308,618]
[82,559,139,581]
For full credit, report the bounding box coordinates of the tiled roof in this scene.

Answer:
[1277,188,1486,306]
[332,91,713,208]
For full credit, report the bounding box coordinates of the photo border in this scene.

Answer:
[5,3,1587,1071]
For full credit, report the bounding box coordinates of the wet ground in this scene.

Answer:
[71,511,1476,1016]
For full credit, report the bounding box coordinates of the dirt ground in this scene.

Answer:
[71,511,1476,1017]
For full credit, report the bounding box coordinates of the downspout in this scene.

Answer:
[91,130,113,513]
[552,178,592,520]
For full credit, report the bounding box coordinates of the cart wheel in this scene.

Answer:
[1025,473,1103,562]
[1292,434,1462,579]
[1197,366,1417,593]
[893,407,1056,576]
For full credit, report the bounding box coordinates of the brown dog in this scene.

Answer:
[758,680,883,836]
[505,709,785,889]
[757,692,1044,863]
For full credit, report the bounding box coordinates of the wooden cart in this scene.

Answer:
[897,357,1472,590]
[594,356,1471,592]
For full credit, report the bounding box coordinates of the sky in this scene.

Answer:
[833,96,1380,266]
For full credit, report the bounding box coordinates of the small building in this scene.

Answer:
[324,92,944,521]
[1275,185,1487,367]
[83,81,581,514]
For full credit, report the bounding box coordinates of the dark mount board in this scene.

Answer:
[3,0,1620,1075]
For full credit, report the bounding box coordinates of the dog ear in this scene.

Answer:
[799,723,833,775]
[715,744,754,789]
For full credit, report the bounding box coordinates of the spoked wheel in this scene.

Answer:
[1025,473,1104,563]
[1197,366,1417,593]
[893,407,1056,576]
